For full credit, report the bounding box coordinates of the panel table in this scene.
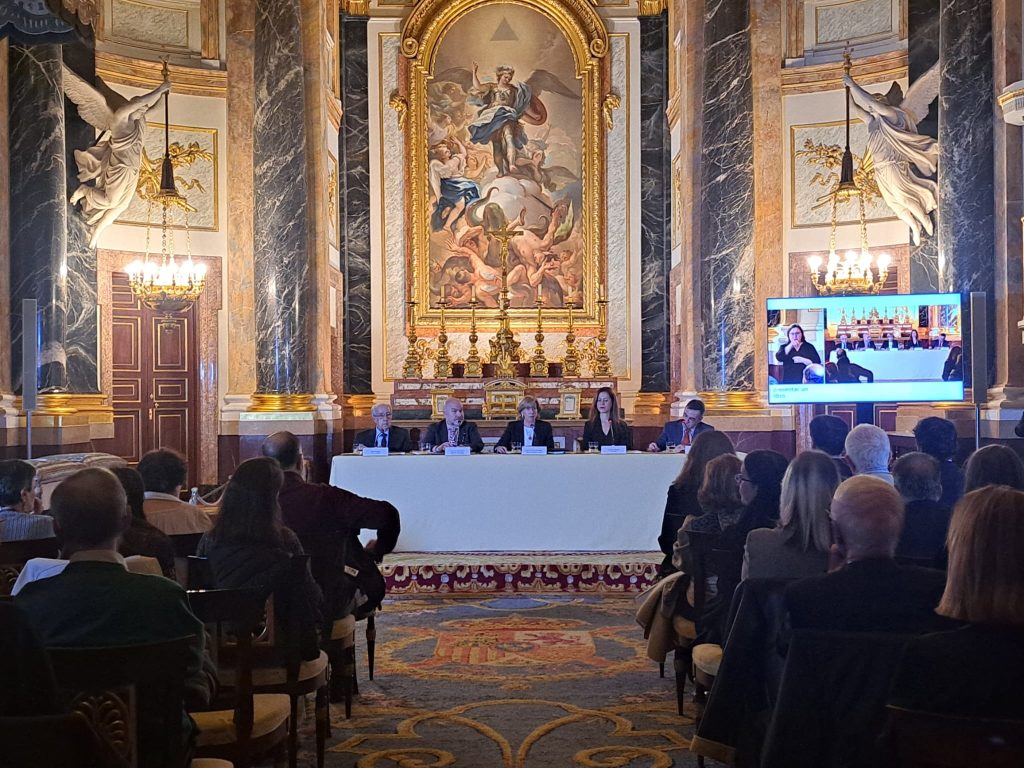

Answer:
[843,349,948,381]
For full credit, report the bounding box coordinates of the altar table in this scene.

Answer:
[329,452,685,552]
[843,349,948,381]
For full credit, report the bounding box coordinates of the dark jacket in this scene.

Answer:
[935,459,963,509]
[581,419,632,449]
[654,419,714,451]
[895,498,951,565]
[496,419,555,451]
[423,419,485,453]
[353,425,414,453]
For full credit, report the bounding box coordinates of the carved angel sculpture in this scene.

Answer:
[844,64,940,245]
[61,65,170,248]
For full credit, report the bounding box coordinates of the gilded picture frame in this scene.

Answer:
[397,0,611,331]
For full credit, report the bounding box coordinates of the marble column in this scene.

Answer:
[252,0,315,399]
[339,15,371,394]
[908,0,941,292]
[0,38,10,395]
[938,0,995,382]
[8,44,69,395]
[697,0,755,393]
[639,15,671,393]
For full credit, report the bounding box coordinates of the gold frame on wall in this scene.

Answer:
[396,0,611,331]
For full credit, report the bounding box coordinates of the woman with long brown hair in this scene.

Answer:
[581,387,632,449]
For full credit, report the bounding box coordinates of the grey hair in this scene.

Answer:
[371,403,393,418]
[844,424,892,474]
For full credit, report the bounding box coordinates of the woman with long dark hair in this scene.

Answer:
[112,466,176,579]
[581,387,632,449]
[776,324,821,383]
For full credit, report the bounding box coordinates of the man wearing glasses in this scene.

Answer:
[648,398,714,453]
[354,404,414,453]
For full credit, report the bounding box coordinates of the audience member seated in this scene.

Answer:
[809,414,853,480]
[942,345,964,381]
[0,459,54,542]
[422,397,484,453]
[581,387,632,450]
[495,395,555,453]
[0,602,61,717]
[655,431,736,577]
[888,485,1024,717]
[844,424,893,484]
[835,349,874,383]
[353,403,413,452]
[891,452,951,566]
[137,448,213,535]
[14,467,211,764]
[262,430,400,621]
[648,398,713,453]
[196,457,323,660]
[718,450,790,553]
[743,451,838,580]
[801,363,826,384]
[784,476,954,634]
[673,453,743,576]
[963,443,1024,493]
[913,416,964,507]
[112,465,176,579]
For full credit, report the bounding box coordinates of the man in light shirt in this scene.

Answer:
[137,448,213,534]
[0,460,54,542]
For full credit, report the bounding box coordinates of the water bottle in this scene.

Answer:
[189,487,200,505]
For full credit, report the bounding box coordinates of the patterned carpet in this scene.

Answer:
[298,594,705,768]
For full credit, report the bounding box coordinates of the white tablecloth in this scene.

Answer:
[329,452,686,552]
[844,349,948,381]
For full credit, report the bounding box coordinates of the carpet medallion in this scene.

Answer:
[303,595,704,767]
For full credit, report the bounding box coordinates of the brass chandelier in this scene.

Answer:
[807,51,890,297]
[126,62,206,315]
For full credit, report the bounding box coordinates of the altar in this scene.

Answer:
[329,453,684,552]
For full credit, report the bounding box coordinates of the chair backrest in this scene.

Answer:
[0,538,60,596]
[47,636,194,768]
[0,713,129,768]
[686,530,743,642]
[882,705,1024,768]
[185,555,214,590]
[169,532,204,559]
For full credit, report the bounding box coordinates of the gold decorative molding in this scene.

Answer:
[698,390,766,411]
[249,393,317,412]
[602,92,621,130]
[343,0,369,15]
[326,94,344,129]
[388,89,408,128]
[95,51,226,98]
[201,0,220,60]
[781,49,907,94]
[344,394,378,417]
[637,0,667,16]
[633,392,669,415]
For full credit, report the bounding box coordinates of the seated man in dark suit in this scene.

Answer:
[785,475,952,634]
[353,403,413,452]
[891,451,950,566]
[647,398,714,452]
[495,395,555,453]
[422,397,484,453]
[15,467,211,763]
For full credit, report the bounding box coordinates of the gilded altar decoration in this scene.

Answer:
[398,0,610,330]
[602,92,621,130]
[388,89,408,128]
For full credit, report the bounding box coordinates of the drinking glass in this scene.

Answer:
[588,442,599,453]
[512,441,523,453]
[420,442,433,454]
[354,443,365,455]
[666,442,677,453]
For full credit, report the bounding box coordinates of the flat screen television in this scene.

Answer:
[766,293,964,405]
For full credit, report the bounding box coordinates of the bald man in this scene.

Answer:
[422,397,484,453]
[784,475,952,634]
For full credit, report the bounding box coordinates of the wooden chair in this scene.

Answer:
[170,532,205,559]
[0,537,60,596]
[187,587,291,768]
[882,705,1024,768]
[47,636,195,768]
[186,554,215,590]
[0,713,129,768]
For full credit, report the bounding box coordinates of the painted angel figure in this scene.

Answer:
[844,64,940,245]
[428,136,480,231]
[61,64,171,248]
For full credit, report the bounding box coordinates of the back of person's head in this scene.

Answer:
[672,430,735,489]
[0,459,36,507]
[261,431,302,471]
[844,424,891,474]
[779,450,839,553]
[110,466,147,521]
[51,468,128,548]
[913,416,958,461]
[136,448,188,494]
[742,449,790,514]
[963,444,1024,493]
[697,454,742,514]
[802,364,826,384]
[892,451,942,502]
[213,457,285,545]
[938,485,1024,625]
[809,414,849,457]
[830,475,904,561]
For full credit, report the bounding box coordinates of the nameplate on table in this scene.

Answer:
[522,446,548,455]
[601,445,627,454]
[445,446,471,456]
[361,447,389,457]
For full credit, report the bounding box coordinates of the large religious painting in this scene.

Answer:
[399,0,610,328]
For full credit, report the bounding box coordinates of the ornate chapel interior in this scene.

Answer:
[1,0,1023,485]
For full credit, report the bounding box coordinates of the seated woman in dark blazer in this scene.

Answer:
[889,485,1024,717]
[581,387,632,449]
[495,395,555,453]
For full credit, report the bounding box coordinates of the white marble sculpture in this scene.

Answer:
[61,65,170,248]
[844,65,940,245]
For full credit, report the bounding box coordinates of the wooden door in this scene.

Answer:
[98,272,199,482]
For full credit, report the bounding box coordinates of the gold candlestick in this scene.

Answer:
[485,224,523,377]
[402,299,423,378]
[562,299,581,377]
[434,297,452,379]
[529,297,548,377]
[465,295,483,377]
[594,287,611,376]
